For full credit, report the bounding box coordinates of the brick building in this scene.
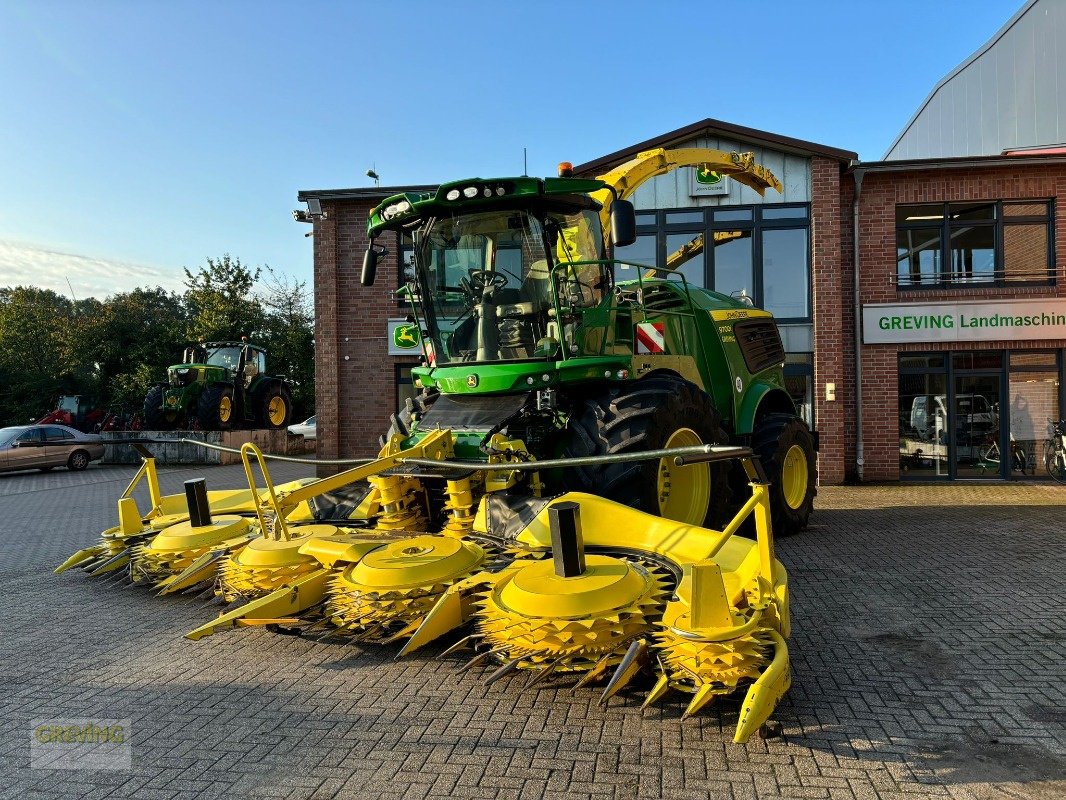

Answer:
[848,154,1066,481]
[298,120,858,482]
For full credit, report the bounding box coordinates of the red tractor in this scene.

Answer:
[35,395,106,433]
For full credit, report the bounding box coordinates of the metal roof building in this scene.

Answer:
[885,0,1066,160]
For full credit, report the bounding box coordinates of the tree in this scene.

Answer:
[0,287,95,424]
[95,288,189,409]
[183,254,264,342]
[258,265,315,418]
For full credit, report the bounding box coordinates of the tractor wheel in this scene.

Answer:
[257,384,293,430]
[751,413,816,536]
[198,384,236,431]
[143,385,178,431]
[379,389,439,448]
[561,374,731,528]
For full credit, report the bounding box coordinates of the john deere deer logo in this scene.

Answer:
[466,374,479,388]
[392,324,419,349]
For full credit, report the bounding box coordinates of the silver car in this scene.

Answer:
[287,415,316,440]
[0,425,105,473]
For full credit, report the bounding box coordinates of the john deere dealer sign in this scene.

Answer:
[863,299,1066,344]
[387,319,422,355]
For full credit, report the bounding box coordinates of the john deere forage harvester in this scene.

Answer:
[57,148,804,742]
[361,147,816,534]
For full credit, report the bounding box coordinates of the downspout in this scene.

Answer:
[852,167,865,482]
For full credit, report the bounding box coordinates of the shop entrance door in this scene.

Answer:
[952,373,1005,478]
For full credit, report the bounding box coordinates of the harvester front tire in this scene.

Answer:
[198,384,235,431]
[561,374,731,528]
[752,413,816,536]
[379,389,439,448]
[257,384,293,430]
[143,385,177,431]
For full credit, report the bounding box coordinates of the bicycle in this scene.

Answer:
[978,431,1031,475]
[1042,418,1066,483]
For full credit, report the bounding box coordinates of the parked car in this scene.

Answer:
[0,425,105,473]
[287,415,316,440]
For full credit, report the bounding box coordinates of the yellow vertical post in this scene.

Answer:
[117,497,142,535]
[689,560,732,629]
[750,483,776,586]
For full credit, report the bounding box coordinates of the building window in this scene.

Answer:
[898,349,1064,480]
[896,201,1053,288]
[614,204,811,323]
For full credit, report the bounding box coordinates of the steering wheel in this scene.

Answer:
[467,269,509,296]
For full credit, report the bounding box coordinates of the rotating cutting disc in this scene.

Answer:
[474,555,669,672]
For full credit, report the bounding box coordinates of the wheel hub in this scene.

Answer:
[657,428,711,525]
[781,444,809,509]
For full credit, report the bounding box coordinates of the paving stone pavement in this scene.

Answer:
[0,462,1063,799]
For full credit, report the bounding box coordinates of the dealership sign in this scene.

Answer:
[689,165,730,197]
[863,298,1066,344]
[387,319,422,355]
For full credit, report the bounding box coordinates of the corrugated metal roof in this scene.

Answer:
[885,0,1064,159]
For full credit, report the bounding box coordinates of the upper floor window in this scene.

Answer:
[614,204,811,323]
[896,201,1053,288]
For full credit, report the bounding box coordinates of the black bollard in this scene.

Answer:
[185,478,212,527]
[549,501,585,578]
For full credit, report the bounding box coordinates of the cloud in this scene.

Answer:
[0,239,185,300]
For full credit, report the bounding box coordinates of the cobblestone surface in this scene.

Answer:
[0,463,1063,799]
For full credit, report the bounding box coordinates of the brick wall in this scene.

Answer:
[850,162,1066,480]
[313,198,420,475]
[810,157,848,483]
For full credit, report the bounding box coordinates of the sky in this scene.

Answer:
[0,0,1021,300]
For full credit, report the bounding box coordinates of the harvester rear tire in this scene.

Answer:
[198,384,236,431]
[256,383,293,430]
[752,413,816,536]
[143,385,177,431]
[378,389,439,448]
[561,374,731,528]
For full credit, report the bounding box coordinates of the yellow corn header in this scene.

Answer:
[57,433,791,743]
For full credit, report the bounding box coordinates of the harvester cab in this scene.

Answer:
[143,341,293,432]
[362,147,817,535]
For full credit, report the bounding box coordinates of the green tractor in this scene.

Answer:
[360,148,817,534]
[143,341,294,432]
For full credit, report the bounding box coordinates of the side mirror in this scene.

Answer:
[362,245,387,287]
[610,200,637,248]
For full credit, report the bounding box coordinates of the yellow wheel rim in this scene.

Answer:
[268,396,287,425]
[781,444,809,509]
[219,395,232,423]
[656,428,710,525]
